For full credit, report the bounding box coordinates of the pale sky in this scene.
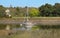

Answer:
[0,0,60,7]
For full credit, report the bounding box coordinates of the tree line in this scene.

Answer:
[0,3,60,18]
[39,3,60,17]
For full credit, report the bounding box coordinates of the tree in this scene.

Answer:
[0,5,5,18]
[15,7,20,16]
[39,3,54,17]
[53,3,60,16]
[29,8,39,17]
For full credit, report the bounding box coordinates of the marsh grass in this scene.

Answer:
[3,29,60,38]
[0,25,60,38]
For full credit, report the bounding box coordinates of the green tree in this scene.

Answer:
[29,8,39,17]
[15,7,20,16]
[53,3,60,16]
[39,3,54,17]
[0,5,5,18]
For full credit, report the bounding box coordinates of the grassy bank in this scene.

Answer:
[0,24,60,38]
[1,29,59,38]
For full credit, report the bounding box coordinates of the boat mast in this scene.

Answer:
[26,6,29,21]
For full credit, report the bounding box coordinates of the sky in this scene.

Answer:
[0,0,60,7]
